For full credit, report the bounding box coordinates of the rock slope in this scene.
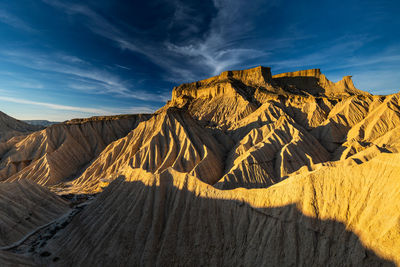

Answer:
[0,111,43,142]
[33,156,400,266]
[71,108,225,193]
[0,180,69,247]
[0,114,151,187]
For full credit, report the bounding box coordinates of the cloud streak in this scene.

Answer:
[0,95,155,116]
[0,96,109,114]
[42,0,284,82]
[1,49,169,102]
[0,10,36,32]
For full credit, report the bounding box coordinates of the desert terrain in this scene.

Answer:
[0,66,399,266]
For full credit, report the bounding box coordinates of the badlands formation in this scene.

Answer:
[0,66,399,266]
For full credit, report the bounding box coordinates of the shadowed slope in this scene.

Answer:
[0,180,69,247]
[0,251,35,267]
[32,157,399,266]
[311,95,375,152]
[0,111,43,142]
[272,69,369,97]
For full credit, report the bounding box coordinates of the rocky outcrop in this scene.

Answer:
[169,66,287,127]
[347,93,400,142]
[169,66,370,129]
[171,66,276,102]
[273,69,370,97]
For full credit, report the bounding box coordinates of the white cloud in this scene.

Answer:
[0,71,45,89]
[0,95,155,119]
[0,96,109,114]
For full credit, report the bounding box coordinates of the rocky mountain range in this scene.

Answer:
[0,66,399,266]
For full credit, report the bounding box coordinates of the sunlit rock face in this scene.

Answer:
[0,114,151,186]
[1,66,400,266]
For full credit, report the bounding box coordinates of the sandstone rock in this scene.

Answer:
[273,69,370,97]
[0,114,151,186]
[33,158,400,266]
[70,108,225,193]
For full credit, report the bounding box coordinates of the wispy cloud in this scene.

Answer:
[13,81,44,89]
[42,0,286,82]
[39,0,400,95]
[115,64,131,70]
[0,49,169,101]
[0,10,35,32]
[0,95,155,116]
[0,95,109,114]
[0,71,45,89]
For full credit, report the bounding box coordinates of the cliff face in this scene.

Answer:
[169,66,370,129]
[172,67,367,103]
[0,66,383,191]
[171,66,276,102]
[170,67,283,127]
[272,68,369,97]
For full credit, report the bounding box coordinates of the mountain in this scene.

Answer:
[0,66,400,266]
[70,108,225,193]
[0,114,151,187]
[0,111,43,142]
[23,120,61,127]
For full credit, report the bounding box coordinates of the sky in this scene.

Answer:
[0,0,399,121]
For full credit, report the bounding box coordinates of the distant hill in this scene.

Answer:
[23,120,61,127]
[0,111,43,142]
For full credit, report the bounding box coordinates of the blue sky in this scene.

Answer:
[0,0,399,121]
